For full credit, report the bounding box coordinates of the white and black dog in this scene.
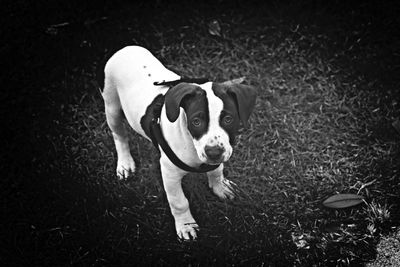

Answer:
[100,46,256,240]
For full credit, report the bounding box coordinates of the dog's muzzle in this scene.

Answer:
[204,145,225,163]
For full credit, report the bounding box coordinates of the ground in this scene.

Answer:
[367,228,400,267]
[1,0,400,266]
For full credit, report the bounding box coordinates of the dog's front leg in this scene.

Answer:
[160,159,198,240]
[207,164,235,200]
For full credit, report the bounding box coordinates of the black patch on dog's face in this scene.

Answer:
[212,83,241,144]
[181,90,210,140]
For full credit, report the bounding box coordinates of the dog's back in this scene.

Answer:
[101,46,180,137]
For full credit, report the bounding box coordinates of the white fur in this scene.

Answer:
[103,46,179,138]
[102,46,235,240]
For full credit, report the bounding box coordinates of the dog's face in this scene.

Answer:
[165,82,256,165]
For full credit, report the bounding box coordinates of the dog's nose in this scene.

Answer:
[205,145,225,161]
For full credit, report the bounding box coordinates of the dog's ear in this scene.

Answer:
[225,83,257,127]
[165,83,202,122]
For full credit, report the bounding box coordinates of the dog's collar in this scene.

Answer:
[148,88,220,173]
[153,77,210,87]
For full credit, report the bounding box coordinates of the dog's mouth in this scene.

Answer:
[201,153,229,165]
[205,158,225,165]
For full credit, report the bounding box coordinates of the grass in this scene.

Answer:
[2,0,400,266]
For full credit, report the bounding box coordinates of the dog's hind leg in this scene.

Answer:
[103,80,136,179]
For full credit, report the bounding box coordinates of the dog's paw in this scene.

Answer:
[176,222,199,241]
[211,178,236,200]
[116,156,136,179]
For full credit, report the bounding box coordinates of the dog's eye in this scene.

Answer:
[192,118,202,127]
[223,115,233,125]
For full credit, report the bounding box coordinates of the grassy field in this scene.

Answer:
[2,0,400,266]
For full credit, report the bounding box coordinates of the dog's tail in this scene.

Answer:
[95,47,121,93]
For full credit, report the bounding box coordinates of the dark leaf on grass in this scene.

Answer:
[208,20,221,37]
[392,118,400,135]
[222,77,246,86]
[322,194,365,209]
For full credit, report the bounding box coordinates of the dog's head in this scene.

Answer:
[165,81,257,165]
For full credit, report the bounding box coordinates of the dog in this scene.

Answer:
[100,46,256,240]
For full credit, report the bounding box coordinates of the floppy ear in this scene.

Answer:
[164,83,202,122]
[226,83,257,127]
